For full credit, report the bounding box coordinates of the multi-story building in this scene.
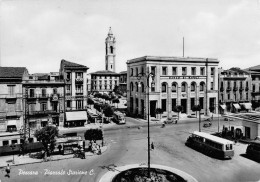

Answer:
[118,71,127,95]
[0,67,29,132]
[245,65,260,109]
[90,71,119,93]
[218,67,252,113]
[59,59,89,127]
[127,56,219,119]
[22,72,65,131]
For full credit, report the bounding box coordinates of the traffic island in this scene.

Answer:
[99,164,198,182]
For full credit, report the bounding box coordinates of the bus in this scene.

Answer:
[185,131,234,159]
[113,111,126,124]
[246,140,260,161]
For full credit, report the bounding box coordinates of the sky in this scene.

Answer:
[1,0,260,74]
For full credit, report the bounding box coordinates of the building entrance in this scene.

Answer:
[150,101,156,117]
[181,99,187,113]
[245,127,251,139]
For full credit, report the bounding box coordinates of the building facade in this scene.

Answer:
[0,67,29,132]
[105,27,116,72]
[22,72,65,132]
[118,71,127,95]
[127,56,219,119]
[90,71,119,93]
[59,59,89,127]
[219,67,252,113]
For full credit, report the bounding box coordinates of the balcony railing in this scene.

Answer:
[75,78,83,83]
[226,87,231,92]
[29,110,58,115]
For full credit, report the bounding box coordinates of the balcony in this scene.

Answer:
[76,91,83,96]
[233,87,238,91]
[29,110,58,116]
[75,77,83,84]
[226,87,231,92]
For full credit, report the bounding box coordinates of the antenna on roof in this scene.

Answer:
[183,37,184,57]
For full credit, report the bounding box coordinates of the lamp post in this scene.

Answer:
[137,71,155,179]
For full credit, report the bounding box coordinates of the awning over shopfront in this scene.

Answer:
[7,120,16,126]
[233,103,241,110]
[66,111,87,121]
[242,103,252,110]
[220,104,226,110]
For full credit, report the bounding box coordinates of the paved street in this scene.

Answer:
[0,117,259,182]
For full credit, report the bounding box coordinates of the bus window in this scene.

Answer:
[226,144,232,150]
[3,140,9,146]
[11,140,17,144]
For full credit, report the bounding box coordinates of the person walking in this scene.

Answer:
[151,142,154,150]
[5,164,11,178]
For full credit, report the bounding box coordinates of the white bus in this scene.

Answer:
[113,111,126,124]
[186,131,234,159]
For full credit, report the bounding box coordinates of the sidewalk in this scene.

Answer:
[0,145,108,168]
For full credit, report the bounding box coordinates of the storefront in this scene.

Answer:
[65,111,87,127]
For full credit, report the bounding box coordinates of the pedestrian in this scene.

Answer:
[211,114,214,120]
[5,164,11,178]
[151,142,154,150]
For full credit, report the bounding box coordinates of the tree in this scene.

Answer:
[103,105,114,117]
[84,128,103,149]
[87,98,94,105]
[192,105,202,132]
[173,105,183,121]
[155,108,164,119]
[34,126,59,157]
[112,98,120,108]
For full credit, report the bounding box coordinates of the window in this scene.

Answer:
[200,82,205,91]
[136,82,139,92]
[141,67,144,74]
[29,89,35,97]
[200,67,205,75]
[234,93,236,101]
[191,67,196,75]
[151,66,156,75]
[246,92,248,100]
[42,88,46,97]
[76,100,83,109]
[162,83,167,92]
[211,67,215,76]
[115,80,117,85]
[228,81,230,87]
[172,83,177,92]
[3,140,9,146]
[130,82,133,91]
[76,72,83,78]
[211,82,213,90]
[11,140,17,144]
[66,72,71,80]
[240,93,243,100]
[228,93,230,100]
[8,85,15,96]
[141,83,145,92]
[182,67,187,75]
[110,46,113,54]
[172,67,177,75]
[191,82,196,92]
[53,88,57,94]
[131,68,133,76]
[41,103,47,111]
[66,100,71,108]
[253,84,255,92]
[136,68,138,76]
[221,94,224,101]
[162,67,167,75]
[181,83,186,92]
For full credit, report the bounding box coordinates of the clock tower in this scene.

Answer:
[105,27,116,72]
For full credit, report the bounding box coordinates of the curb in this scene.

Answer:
[0,145,108,169]
[98,164,198,182]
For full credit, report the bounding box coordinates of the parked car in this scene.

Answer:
[163,117,178,124]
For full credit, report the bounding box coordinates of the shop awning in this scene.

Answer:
[220,104,226,110]
[243,103,252,109]
[66,111,87,121]
[7,120,16,126]
[233,103,241,110]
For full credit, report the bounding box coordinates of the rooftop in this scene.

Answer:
[127,56,219,64]
[90,70,119,75]
[60,59,89,70]
[0,67,28,78]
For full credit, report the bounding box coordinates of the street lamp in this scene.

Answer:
[137,71,155,179]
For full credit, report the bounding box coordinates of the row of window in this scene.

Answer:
[66,72,83,80]
[91,85,113,90]
[130,81,207,93]
[220,92,249,101]
[220,81,249,88]
[130,66,216,76]
[91,80,118,85]
[91,76,118,79]
[28,88,58,97]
